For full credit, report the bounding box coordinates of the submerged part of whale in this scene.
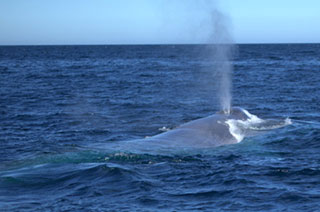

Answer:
[102,107,291,153]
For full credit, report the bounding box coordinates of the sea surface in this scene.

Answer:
[0,44,320,211]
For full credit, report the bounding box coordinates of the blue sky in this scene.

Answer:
[0,0,319,45]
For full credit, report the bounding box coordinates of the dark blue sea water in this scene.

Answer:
[0,44,320,211]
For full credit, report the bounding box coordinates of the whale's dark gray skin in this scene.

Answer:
[145,107,249,148]
[97,107,290,154]
[107,107,248,153]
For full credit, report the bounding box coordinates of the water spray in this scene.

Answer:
[209,9,234,114]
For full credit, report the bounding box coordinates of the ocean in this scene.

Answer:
[0,44,320,211]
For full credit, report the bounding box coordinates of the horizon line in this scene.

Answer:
[0,42,319,47]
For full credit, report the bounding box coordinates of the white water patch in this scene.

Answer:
[225,109,292,143]
[158,126,171,132]
[226,119,246,142]
[241,108,264,123]
[248,117,292,131]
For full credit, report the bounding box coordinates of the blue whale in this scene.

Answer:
[99,107,291,154]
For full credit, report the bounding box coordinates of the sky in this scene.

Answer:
[0,0,319,45]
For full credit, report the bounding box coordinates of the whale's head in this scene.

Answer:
[218,107,250,121]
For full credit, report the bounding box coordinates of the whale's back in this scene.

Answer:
[149,114,237,147]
